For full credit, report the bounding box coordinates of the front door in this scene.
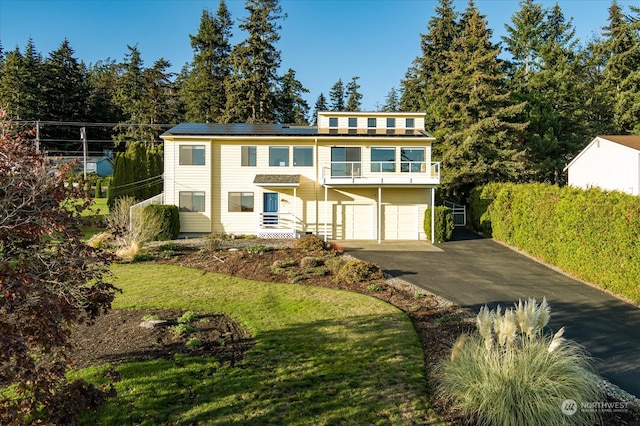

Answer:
[263,192,279,225]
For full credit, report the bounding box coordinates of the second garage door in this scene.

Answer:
[383,204,419,239]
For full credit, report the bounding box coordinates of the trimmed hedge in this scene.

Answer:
[424,206,454,243]
[469,183,640,304]
[143,204,180,241]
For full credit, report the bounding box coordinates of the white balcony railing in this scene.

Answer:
[322,161,440,185]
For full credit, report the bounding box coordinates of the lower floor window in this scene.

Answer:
[229,192,254,212]
[179,191,205,212]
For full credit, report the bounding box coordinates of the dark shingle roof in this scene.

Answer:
[253,174,301,186]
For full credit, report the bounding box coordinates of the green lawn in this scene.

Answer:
[77,263,437,425]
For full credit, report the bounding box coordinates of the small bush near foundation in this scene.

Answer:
[335,260,385,284]
[438,298,601,426]
[294,235,326,253]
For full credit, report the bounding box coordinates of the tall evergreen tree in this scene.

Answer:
[311,93,328,125]
[276,68,309,124]
[0,40,42,120]
[502,0,546,83]
[223,0,286,123]
[401,0,460,126]
[86,59,124,124]
[345,76,362,111]
[503,1,588,182]
[183,2,233,123]
[382,87,401,112]
[595,1,640,134]
[329,78,345,111]
[438,1,526,200]
[41,39,88,122]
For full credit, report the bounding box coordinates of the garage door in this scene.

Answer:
[335,204,374,239]
[383,205,418,239]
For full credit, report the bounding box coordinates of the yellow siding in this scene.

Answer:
[163,138,212,233]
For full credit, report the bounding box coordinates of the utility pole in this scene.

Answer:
[80,127,87,181]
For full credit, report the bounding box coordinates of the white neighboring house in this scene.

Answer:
[565,135,640,196]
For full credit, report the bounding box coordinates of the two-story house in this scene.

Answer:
[160,111,440,242]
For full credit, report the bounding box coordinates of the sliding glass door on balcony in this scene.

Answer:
[401,148,425,173]
[331,147,361,178]
[371,147,396,172]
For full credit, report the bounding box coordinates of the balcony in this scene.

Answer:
[321,161,440,186]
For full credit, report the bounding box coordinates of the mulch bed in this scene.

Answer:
[68,239,640,425]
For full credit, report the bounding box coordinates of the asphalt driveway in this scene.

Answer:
[346,228,640,398]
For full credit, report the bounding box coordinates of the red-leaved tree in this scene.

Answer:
[0,111,120,424]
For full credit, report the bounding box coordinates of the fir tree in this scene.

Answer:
[438,1,527,200]
[329,78,345,111]
[183,2,233,123]
[382,87,401,112]
[311,93,328,125]
[277,68,309,124]
[223,0,286,123]
[401,0,460,128]
[345,76,362,111]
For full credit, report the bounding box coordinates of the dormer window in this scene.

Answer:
[329,117,338,127]
[368,118,376,128]
[348,117,357,128]
[406,118,415,128]
[386,118,396,128]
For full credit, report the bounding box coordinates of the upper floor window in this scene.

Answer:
[406,118,415,128]
[293,146,313,166]
[367,117,376,128]
[371,147,396,172]
[329,117,338,127]
[179,145,205,165]
[179,191,205,212]
[269,146,289,166]
[401,147,425,173]
[348,117,357,128]
[241,146,256,166]
[386,118,396,128]
[228,192,254,212]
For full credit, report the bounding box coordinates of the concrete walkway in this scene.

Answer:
[347,228,640,398]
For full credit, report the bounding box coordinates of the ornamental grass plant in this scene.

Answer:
[438,298,602,426]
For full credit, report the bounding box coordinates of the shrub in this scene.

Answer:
[438,298,601,426]
[201,232,225,252]
[300,256,318,269]
[185,338,203,349]
[142,204,180,241]
[335,259,385,284]
[177,311,199,324]
[294,235,326,253]
[171,323,197,336]
[423,206,454,243]
[470,183,640,304]
[244,245,272,255]
[324,257,347,274]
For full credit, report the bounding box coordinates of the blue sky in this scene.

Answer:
[0,0,636,112]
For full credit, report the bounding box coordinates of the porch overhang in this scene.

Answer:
[253,174,300,187]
